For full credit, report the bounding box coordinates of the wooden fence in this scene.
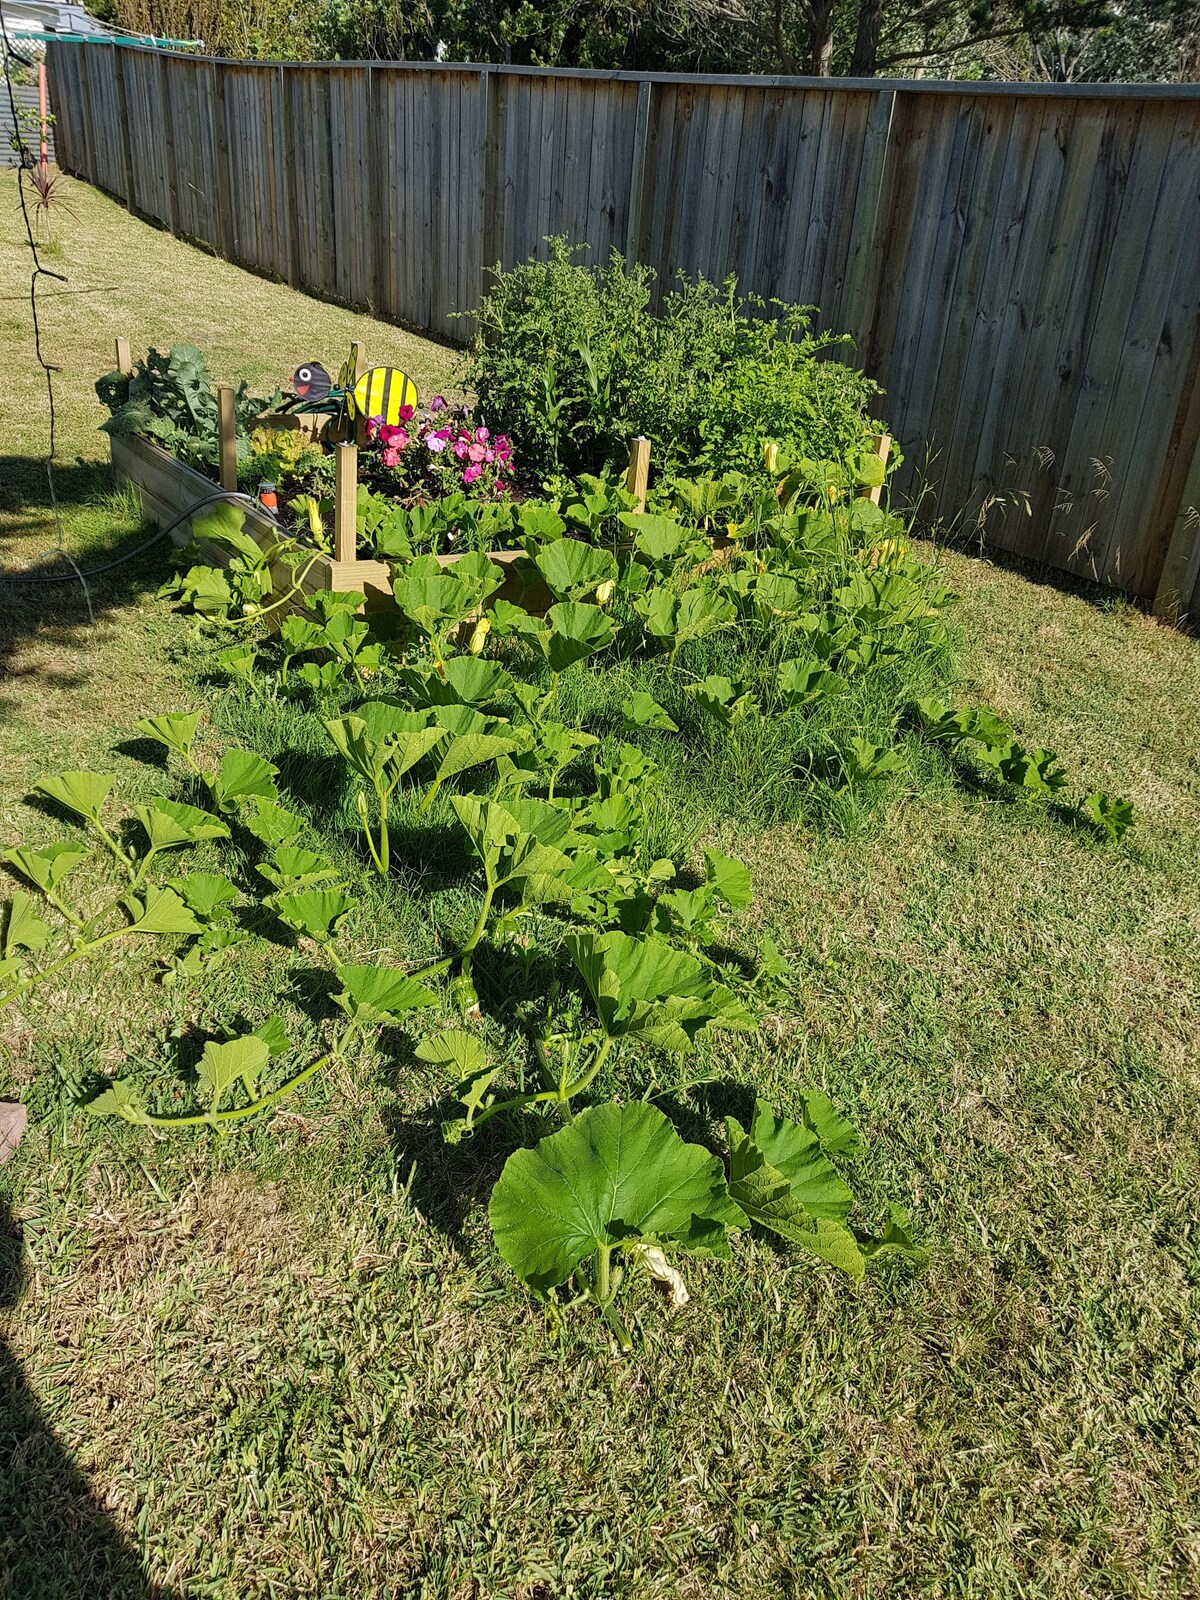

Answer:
[44,44,1200,613]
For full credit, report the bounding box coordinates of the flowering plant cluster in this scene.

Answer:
[362,397,515,502]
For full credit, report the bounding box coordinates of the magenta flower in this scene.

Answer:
[474,426,489,444]
[398,404,415,422]
[462,464,482,486]
[430,395,448,412]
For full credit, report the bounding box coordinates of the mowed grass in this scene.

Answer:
[3,170,1200,1600]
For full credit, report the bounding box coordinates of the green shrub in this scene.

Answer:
[464,239,885,486]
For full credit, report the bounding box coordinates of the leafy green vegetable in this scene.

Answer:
[623,692,678,732]
[489,1101,746,1296]
[566,929,755,1055]
[1081,790,1135,842]
[333,964,439,1024]
[33,771,115,825]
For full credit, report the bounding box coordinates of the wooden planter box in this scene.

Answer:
[113,425,894,626]
[110,432,545,617]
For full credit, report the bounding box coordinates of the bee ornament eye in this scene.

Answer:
[297,367,312,382]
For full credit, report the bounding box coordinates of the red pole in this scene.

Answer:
[37,60,49,177]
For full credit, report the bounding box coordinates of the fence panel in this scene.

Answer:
[42,45,1200,609]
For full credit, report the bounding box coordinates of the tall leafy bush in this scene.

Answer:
[465,239,884,483]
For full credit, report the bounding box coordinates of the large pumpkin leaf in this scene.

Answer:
[3,841,90,895]
[565,930,756,1054]
[623,692,678,733]
[207,749,279,813]
[489,1101,746,1294]
[242,798,307,849]
[333,964,438,1024]
[3,889,50,955]
[196,1034,270,1108]
[135,710,201,761]
[535,539,618,602]
[740,1099,853,1220]
[432,733,519,786]
[618,512,688,564]
[271,889,354,943]
[127,886,204,935]
[725,1110,864,1278]
[135,797,230,851]
[33,771,115,825]
[544,602,616,673]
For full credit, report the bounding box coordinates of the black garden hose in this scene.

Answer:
[0,489,282,585]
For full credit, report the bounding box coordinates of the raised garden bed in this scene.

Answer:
[111,431,545,618]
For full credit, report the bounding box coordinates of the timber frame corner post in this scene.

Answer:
[625,436,651,513]
[861,434,893,505]
[334,442,359,564]
[217,386,238,493]
[115,335,132,378]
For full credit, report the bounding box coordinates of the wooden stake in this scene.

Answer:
[860,433,892,505]
[351,340,367,383]
[625,435,650,513]
[115,336,132,377]
[334,443,358,563]
[217,385,238,492]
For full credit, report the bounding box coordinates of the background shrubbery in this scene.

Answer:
[464,240,884,489]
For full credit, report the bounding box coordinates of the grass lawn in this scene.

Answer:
[3,171,1200,1600]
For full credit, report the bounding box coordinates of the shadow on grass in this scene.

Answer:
[0,1196,182,1598]
[381,1093,543,1250]
[0,456,176,718]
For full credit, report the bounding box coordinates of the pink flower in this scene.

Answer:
[474,426,489,443]
[381,446,402,468]
[430,395,448,412]
[462,464,482,486]
[484,448,495,464]
[467,442,486,464]
[399,404,415,422]
[454,439,470,460]
[425,433,447,453]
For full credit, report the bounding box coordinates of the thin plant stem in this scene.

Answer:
[460,882,496,955]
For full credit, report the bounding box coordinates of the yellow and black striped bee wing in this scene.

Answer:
[335,348,358,391]
[349,367,419,425]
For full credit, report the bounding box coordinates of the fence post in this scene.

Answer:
[111,44,136,208]
[157,51,181,234]
[625,80,653,265]
[479,64,501,327]
[625,436,651,512]
[217,386,238,493]
[859,433,892,505]
[334,443,358,563]
[1152,435,1200,624]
